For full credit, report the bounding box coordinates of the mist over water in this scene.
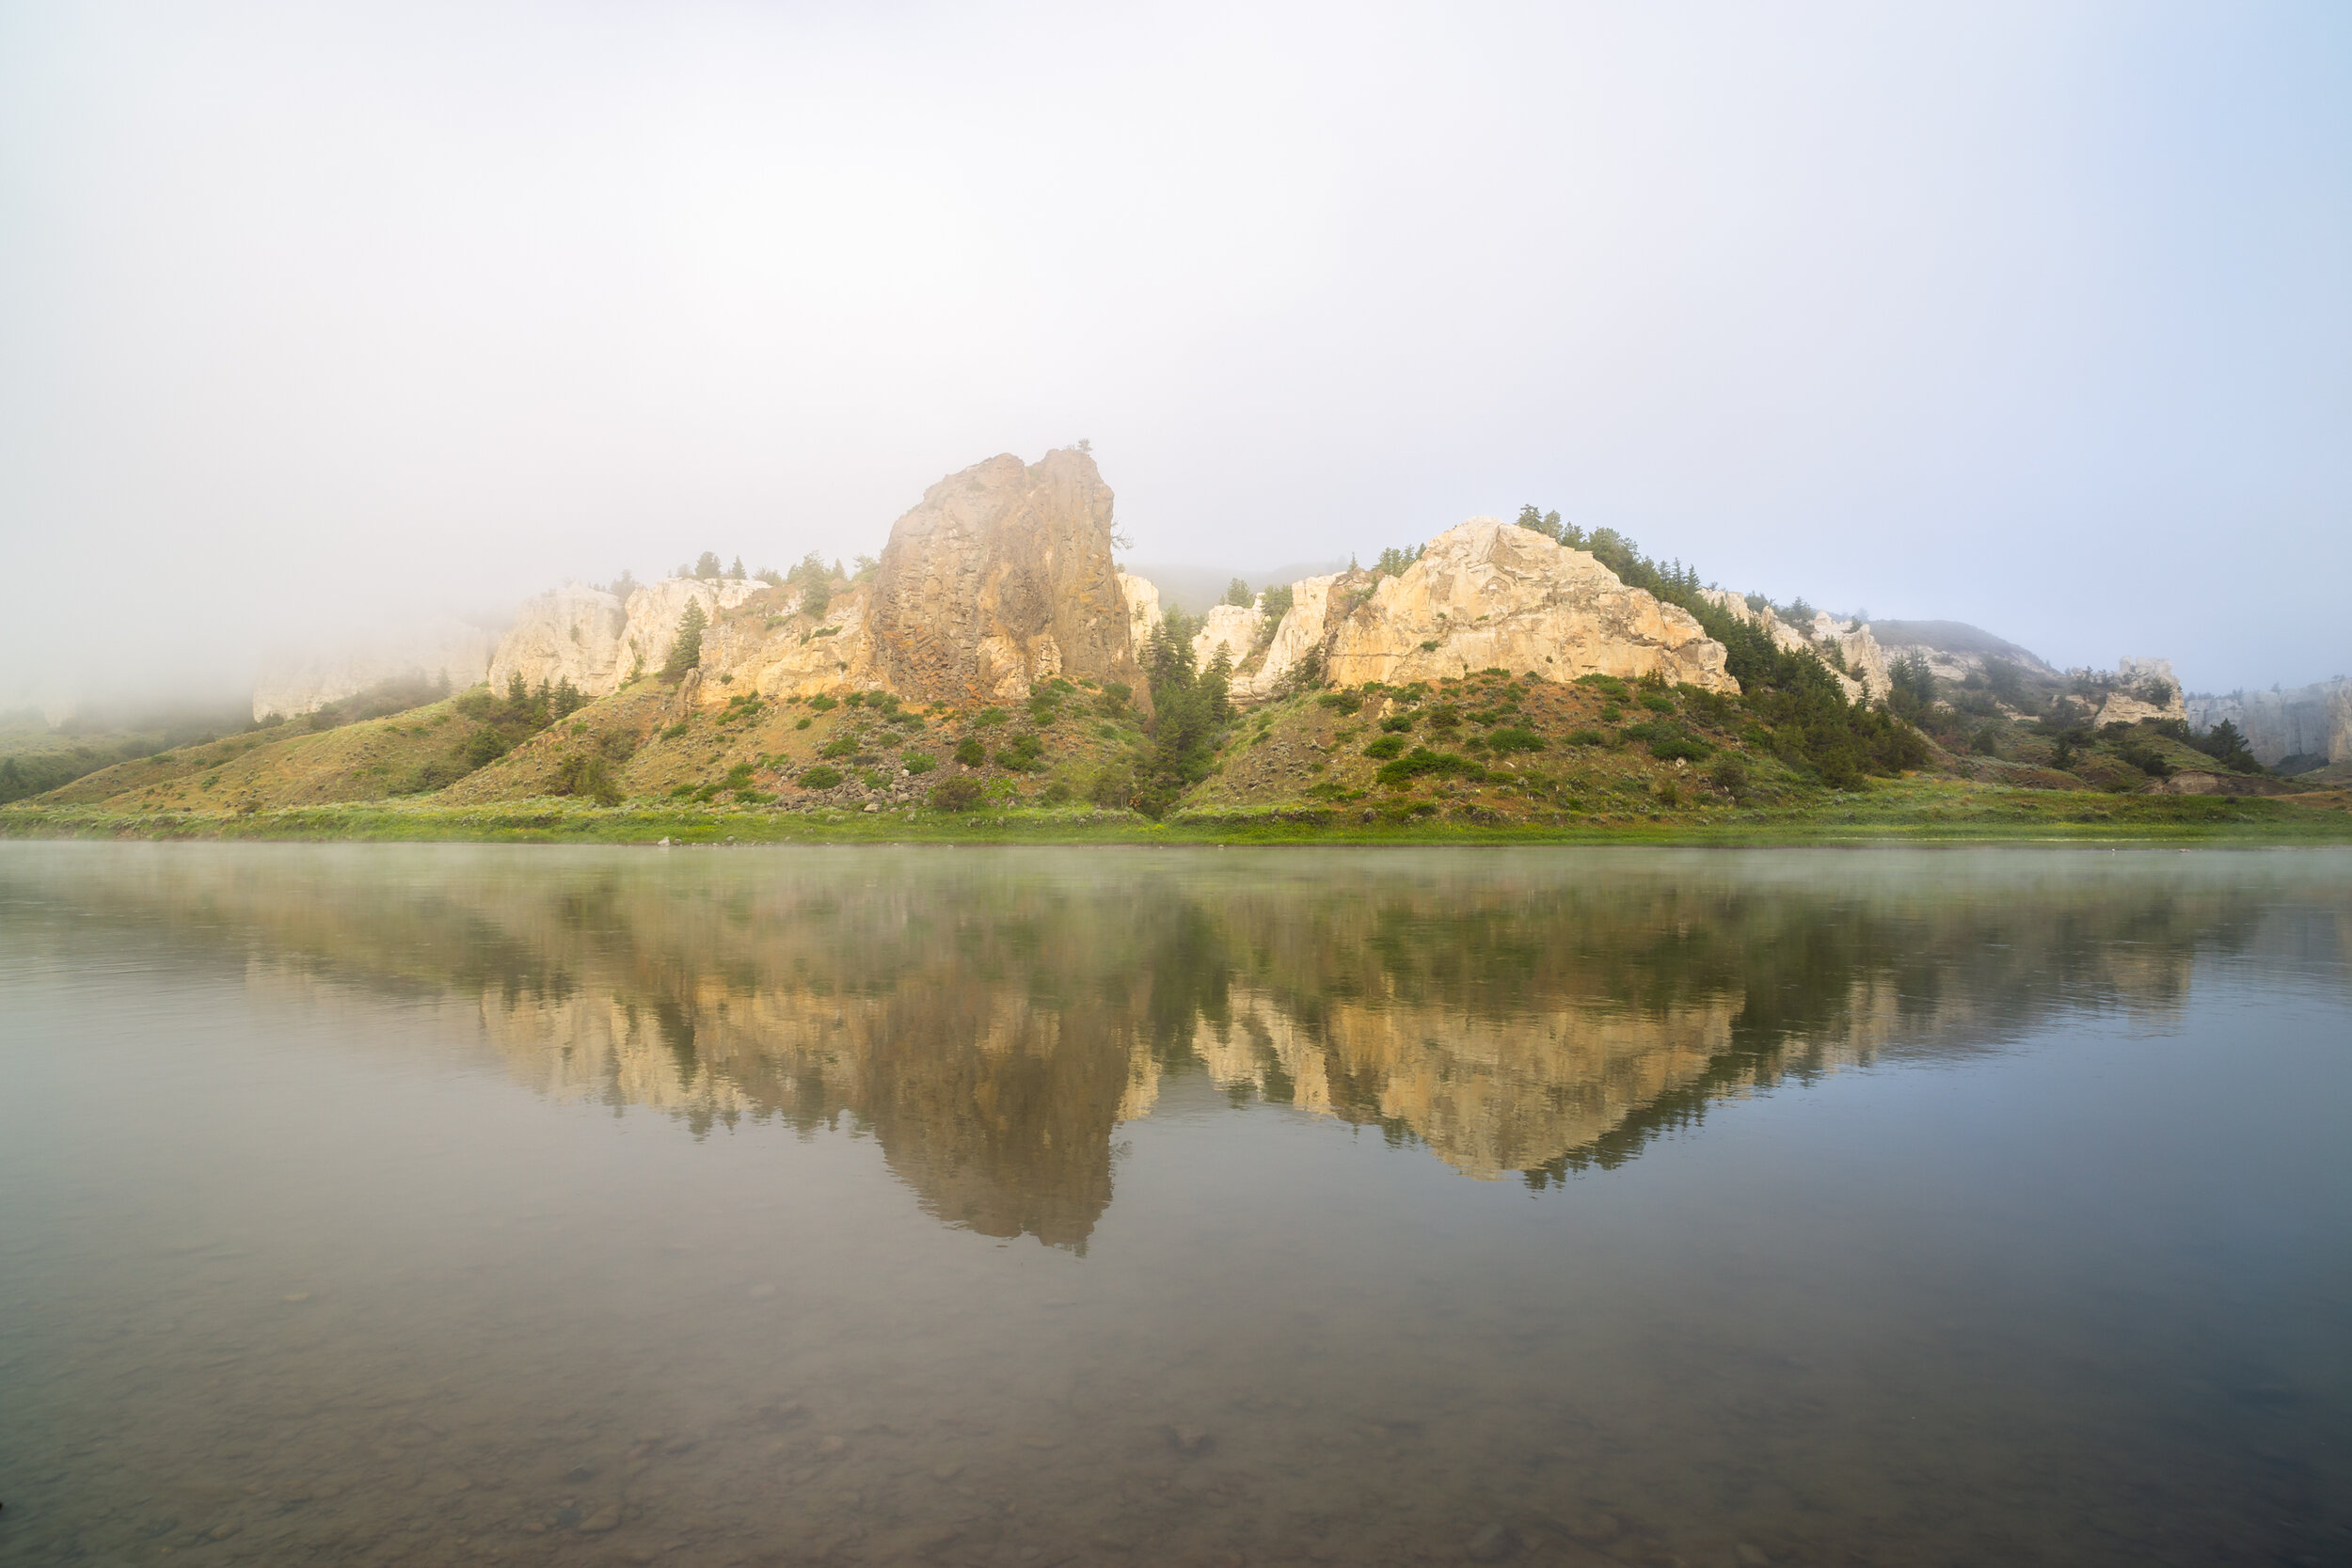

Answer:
[2,844,2346,1565]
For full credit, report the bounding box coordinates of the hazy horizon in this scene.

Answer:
[5,1,2347,713]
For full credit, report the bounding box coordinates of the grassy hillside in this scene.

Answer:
[9,662,2348,843]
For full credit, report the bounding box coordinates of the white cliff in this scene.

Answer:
[1190,602,1263,673]
[485,576,766,698]
[1316,520,1737,695]
[1118,572,1162,661]
[2187,676,2352,767]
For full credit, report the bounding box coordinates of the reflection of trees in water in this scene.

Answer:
[10,849,2340,1247]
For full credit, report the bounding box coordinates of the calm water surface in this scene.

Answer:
[1,844,2347,1568]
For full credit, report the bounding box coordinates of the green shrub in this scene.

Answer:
[661,721,690,740]
[1362,735,1406,759]
[1648,733,1712,763]
[818,736,858,759]
[995,733,1045,771]
[902,752,937,774]
[1564,728,1606,747]
[463,728,510,768]
[974,707,1007,727]
[723,762,756,787]
[1638,692,1676,714]
[1425,704,1461,733]
[794,716,812,730]
[550,752,623,805]
[1708,755,1751,792]
[930,775,984,811]
[954,736,987,767]
[861,770,890,789]
[799,765,844,790]
[1317,691,1362,714]
[1375,747,1488,787]
[1041,778,1074,804]
[1379,714,1415,733]
[1488,727,1547,753]
[808,694,837,712]
[1089,763,1134,808]
[1575,673,1630,701]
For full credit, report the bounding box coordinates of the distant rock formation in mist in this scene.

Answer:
[1867,620,2058,683]
[240,451,2289,742]
[2188,677,2352,768]
[251,616,499,721]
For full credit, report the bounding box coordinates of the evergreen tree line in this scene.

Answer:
[1518,504,1929,788]
[1135,609,1233,818]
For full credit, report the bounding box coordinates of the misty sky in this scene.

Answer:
[4,1,2347,705]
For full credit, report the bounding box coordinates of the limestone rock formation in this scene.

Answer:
[1118,573,1162,661]
[694,583,884,702]
[1190,603,1262,673]
[252,615,499,720]
[2187,676,2352,767]
[1231,573,1346,701]
[2092,657,2187,727]
[865,449,1146,705]
[485,583,627,695]
[1239,520,1734,697]
[616,578,765,689]
[486,577,766,700]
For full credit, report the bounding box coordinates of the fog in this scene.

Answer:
[3,0,2346,711]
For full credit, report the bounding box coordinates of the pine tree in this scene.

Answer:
[663,600,707,682]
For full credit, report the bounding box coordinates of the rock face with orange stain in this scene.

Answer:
[865,449,1147,705]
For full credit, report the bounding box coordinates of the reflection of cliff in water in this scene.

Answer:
[10,847,2344,1244]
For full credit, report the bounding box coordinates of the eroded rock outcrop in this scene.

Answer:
[1236,521,1735,698]
[487,577,768,699]
[1232,573,1346,700]
[1118,573,1162,662]
[1190,603,1263,673]
[865,450,1145,705]
[2091,657,2187,727]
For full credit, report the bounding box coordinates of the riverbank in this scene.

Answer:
[6,775,2349,846]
